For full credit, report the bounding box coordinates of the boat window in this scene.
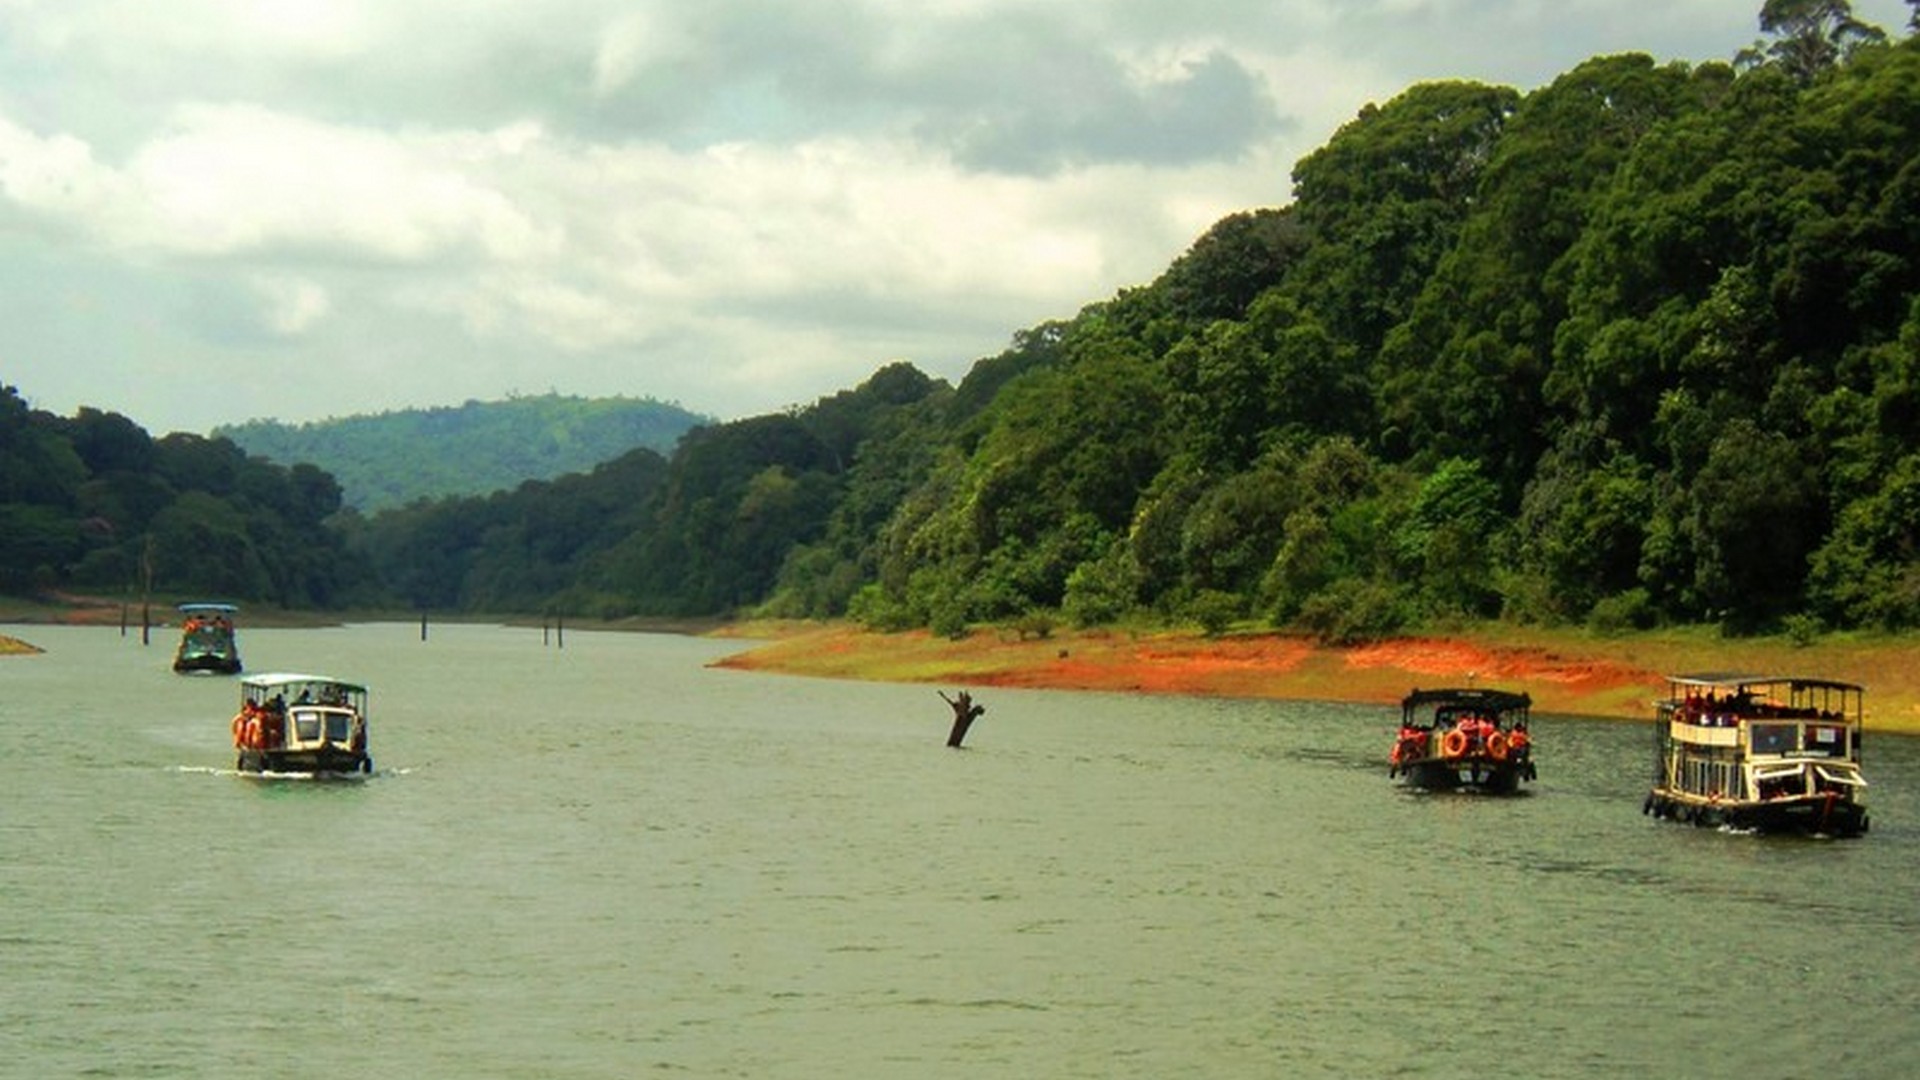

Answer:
[1804,725,1846,757]
[325,712,351,742]
[1749,723,1797,755]
[293,710,321,741]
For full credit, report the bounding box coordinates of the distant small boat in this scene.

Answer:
[231,673,372,776]
[1390,687,1537,793]
[173,602,242,675]
[1643,674,1867,837]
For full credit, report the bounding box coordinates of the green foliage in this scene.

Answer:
[1009,610,1056,641]
[1153,208,1311,326]
[1782,611,1825,644]
[1586,588,1658,635]
[1286,80,1522,353]
[1376,55,1704,483]
[1062,541,1142,627]
[1186,589,1243,638]
[0,503,82,592]
[1807,449,1920,627]
[1738,0,1890,81]
[1516,441,1657,619]
[1394,458,1505,617]
[1295,578,1410,646]
[0,384,364,605]
[1687,421,1825,627]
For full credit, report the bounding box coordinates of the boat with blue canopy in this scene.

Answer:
[173,602,242,675]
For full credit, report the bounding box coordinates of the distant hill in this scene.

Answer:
[218,394,711,511]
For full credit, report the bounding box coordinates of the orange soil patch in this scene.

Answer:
[713,624,1671,721]
[1345,638,1653,691]
[715,621,1920,732]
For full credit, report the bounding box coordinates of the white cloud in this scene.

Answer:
[591,7,696,97]
[125,104,550,263]
[0,114,131,229]
[252,274,332,337]
[0,0,1911,434]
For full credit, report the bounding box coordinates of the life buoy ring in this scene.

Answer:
[1487,731,1509,762]
[1508,729,1530,753]
[244,716,262,750]
[1441,729,1468,758]
[231,713,247,747]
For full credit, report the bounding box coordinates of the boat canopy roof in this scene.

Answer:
[178,602,239,614]
[1401,687,1532,711]
[1664,673,1863,694]
[242,672,368,696]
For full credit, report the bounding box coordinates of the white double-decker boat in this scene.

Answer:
[1644,674,1867,837]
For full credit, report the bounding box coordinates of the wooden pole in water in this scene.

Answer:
[420,610,428,641]
[542,618,550,647]
[939,689,985,748]
[556,615,564,649]
[139,533,153,646]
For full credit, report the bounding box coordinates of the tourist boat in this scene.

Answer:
[1390,687,1537,793]
[1643,674,1867,836]
[231,672,372,775]
[172,602,242,674]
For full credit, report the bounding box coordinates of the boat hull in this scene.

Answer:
[237,745,371,776]
[1395,755,1535,794]
[1643,789,1867,837]
[175,652,242,675]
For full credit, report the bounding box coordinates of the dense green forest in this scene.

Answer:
[0,387,364,605]
[218,394,708,512]
[8,4,1920,643]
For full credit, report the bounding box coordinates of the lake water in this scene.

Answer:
[3,622,1917,1079]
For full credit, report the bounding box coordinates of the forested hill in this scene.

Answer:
[217,394,710,511]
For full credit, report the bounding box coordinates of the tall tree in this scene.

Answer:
[1285,81,1521,355]
[1738,0,1888,81]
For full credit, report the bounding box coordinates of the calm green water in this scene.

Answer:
[3,622,1917,1079]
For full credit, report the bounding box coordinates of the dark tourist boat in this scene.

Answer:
[231,673,372,776]
[1643,674,1867,836]
[1390,687,1537,793]
[172,602,242,674]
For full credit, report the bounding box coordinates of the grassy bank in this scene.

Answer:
[712,620,1920,735]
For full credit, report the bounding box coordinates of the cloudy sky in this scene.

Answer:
[2,1,1911,435]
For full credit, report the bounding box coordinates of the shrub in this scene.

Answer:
[1010,611,1056,640]
[1586,588,1656,635]
[1294,578,1407,645]
[1187,589,1243,638]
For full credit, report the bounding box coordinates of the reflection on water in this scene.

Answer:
[2,622,1917,1079]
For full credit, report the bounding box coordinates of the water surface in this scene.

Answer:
[3,622,1915,1078]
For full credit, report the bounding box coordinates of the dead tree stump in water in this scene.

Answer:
[939,690,986,747]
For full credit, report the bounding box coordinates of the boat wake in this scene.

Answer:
[172,764,409,780]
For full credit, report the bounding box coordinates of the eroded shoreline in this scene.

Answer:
[711,622,1920,735]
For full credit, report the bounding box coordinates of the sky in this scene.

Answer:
[1,0,1913,436]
